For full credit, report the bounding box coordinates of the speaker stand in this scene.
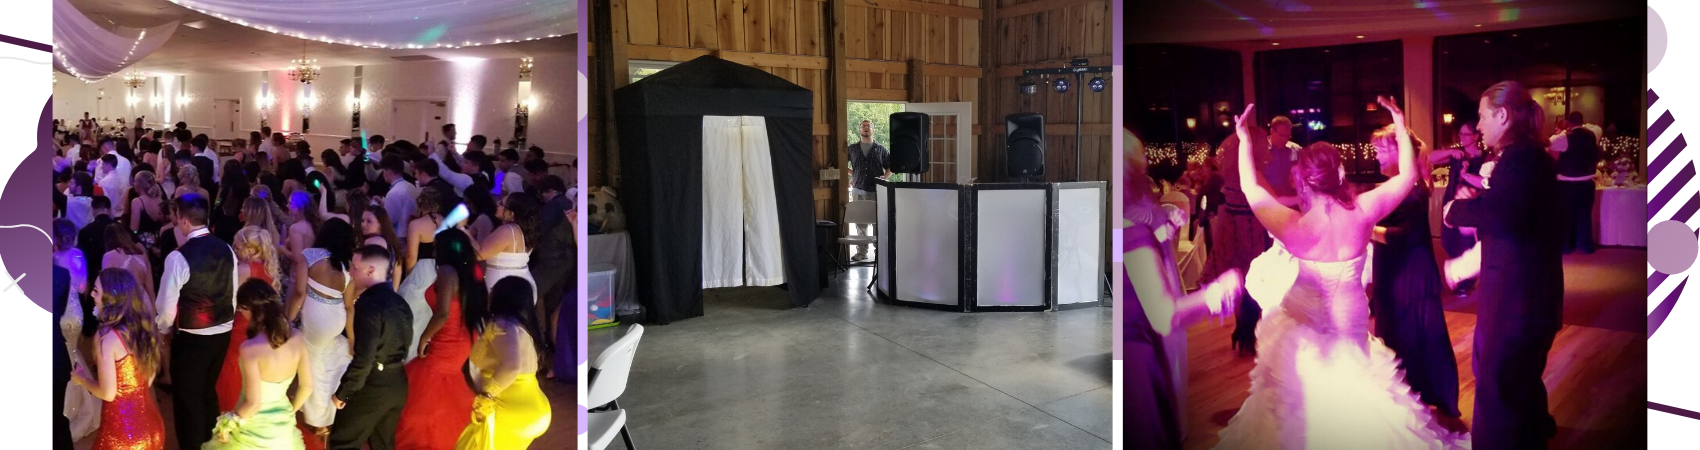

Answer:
[1023,60,1111,182]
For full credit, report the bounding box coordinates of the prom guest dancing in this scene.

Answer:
[1369,127,1461,418]
[206,281,313,450]
[394,228,480,449]
[1443,81,1565,448]
[289,219,355,444]
[328,246,414,450]
[1123,128,1243,450]
[73,269,167,450]
[457,277,555,448]
[1215,97,1468,448]
[1199,129,1271,358]
[155,194,238,450]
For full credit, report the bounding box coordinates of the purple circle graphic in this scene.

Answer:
[1652,6,1668,73]
[1651,220,1697,274]
[7,98,54,312]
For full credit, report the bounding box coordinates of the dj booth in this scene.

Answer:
[871,179,1107,312]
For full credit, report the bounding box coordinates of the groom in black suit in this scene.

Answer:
[1444,81,1565,449]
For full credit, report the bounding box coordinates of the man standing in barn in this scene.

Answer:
[847,119,890,262]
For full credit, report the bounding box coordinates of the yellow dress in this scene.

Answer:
[456,322,552,450]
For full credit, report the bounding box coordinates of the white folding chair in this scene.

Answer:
[588,324,644,450]
[838,200,877,269]
[588,410,627,450]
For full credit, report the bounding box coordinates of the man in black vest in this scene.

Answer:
[330,245,414,450]
[1550,110,1603,255]
[52,265,72,449]
[154,194,237,450]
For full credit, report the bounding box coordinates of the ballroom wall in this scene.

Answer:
[53,41,578,162]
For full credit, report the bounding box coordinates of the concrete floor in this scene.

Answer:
[588,266,1112,449]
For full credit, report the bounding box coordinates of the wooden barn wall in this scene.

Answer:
[590,0,985,224]
[980,0,1112,184]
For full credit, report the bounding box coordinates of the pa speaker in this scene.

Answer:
[889,112,930,174]
[1006,113,1045,177]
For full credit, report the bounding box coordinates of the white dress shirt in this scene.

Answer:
[385,179,418,237]
[155,227,240,334]
[499,170,524,196]
[258,140,274,156]
[97,155,133,217]
[439,167,473,196]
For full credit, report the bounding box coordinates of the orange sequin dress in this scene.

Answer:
[95,345,165,450]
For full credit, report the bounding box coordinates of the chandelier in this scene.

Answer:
[519,57,533,80]
[1542,86,1579,107]
[124,71,146,89]
[289,43,321,84]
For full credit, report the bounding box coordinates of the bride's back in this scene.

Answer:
[1281,202,1376,262]
[1272,143,1381,262]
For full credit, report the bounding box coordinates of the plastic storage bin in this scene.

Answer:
[587,263,617,328]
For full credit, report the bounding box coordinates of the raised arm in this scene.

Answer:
[1233,104,1300,235]
[1356,96,1418,220]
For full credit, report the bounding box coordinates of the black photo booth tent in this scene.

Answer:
[614,56,822,324]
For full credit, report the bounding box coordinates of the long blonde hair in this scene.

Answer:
[233,226,281,291]
[95,269,162,379]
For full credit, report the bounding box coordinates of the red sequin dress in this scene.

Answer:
[95,341,165,450]
[394,286,475,449]
[216,262,272,412]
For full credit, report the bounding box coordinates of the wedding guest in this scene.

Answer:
[1200,129,1270,357]
[1444,80,1565,448]
[77,196,115,287]
[532,174,574,374]
[102,223,154,304]
[130,171,166,233]
[380,155,418,238]
[1124,128,1242,450]
[1431,123,1490,267]
[290,218,356,445]
[1369,126,1461,418]
[1550,110,1603,255]
[395,229,481,448]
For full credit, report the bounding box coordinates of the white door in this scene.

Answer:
[211,99,239,140]
[904,102,974,184]
[393,100,449,146]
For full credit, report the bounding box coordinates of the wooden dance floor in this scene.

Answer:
[1178,244,1648,449]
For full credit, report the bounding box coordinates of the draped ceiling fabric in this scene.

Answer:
[615,56,819,324]
[52,0,178,81]
[166,0,576,49]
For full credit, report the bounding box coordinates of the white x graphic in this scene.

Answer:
[2,270,22,293]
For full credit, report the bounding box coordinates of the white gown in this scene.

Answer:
[1216,242,1469,449]
[299,248,352,428]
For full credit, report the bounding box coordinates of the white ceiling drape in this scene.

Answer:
[167,0,576,50]
[53,0,179,82]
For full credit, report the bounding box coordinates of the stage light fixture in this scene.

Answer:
[1088,77,1105,92]
[1053,77,1070,93]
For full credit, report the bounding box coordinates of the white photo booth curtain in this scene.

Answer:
[53,0,178,81]
[702,116,785,288]
[165,0,576,48]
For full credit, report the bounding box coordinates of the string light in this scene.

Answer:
[168,0,564,50]
[57,30,148,83]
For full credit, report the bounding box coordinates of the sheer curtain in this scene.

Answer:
[166,0,575,48]
[53,0,178,81]
[701,116,785,289]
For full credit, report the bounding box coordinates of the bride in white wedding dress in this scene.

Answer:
[1214,98,1469,449]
